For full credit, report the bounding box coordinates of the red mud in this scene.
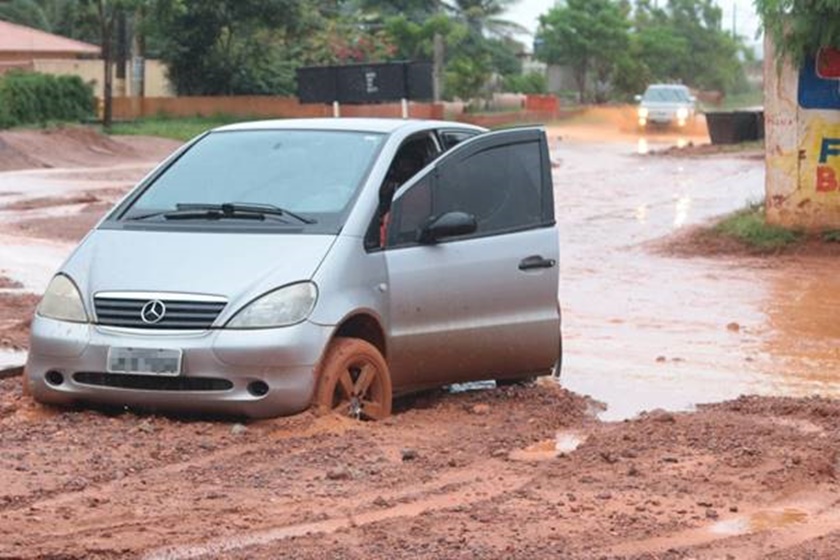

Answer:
[1,124,840,559]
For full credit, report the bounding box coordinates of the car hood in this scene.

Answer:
[62,228,337,310]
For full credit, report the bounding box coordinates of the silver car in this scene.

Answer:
[636,84,696,128]
[25,118,562,419]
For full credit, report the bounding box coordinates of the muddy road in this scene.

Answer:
[2,120,840,559]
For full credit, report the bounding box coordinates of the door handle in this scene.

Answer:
[518,255,556,271]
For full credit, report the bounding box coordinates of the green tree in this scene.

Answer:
[662,0,745,92]
[383,12,466,61]
[503,70,547,94]
[0,0,98,42]
[449,0,526,38]
[444,55,489,101]
[535,0,630,102]
[147,0,305,96]
[755,0,840,67]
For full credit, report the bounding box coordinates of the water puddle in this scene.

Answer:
[509,430,585,462]
[710,508,809,536]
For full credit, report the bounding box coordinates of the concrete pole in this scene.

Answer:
[433,32,444,102]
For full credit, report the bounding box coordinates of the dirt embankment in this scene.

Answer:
[0,126,181,171]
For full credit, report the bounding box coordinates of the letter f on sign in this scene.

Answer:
[820,138,840,163]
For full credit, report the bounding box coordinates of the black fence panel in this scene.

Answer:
[297,61,433,104]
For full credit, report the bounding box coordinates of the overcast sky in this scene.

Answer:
[505,0,763,54]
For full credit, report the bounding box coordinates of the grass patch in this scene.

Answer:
[714,202,803,251]
[107,114,245,141]
[823,230,840,243]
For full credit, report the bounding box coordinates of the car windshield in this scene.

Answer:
[642,87,690,103]
[117,129,385,233]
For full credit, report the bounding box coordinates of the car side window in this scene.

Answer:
[364,133,439,251]
[438,130,477,151]
[390,175,433,246]
[387,139,544,248]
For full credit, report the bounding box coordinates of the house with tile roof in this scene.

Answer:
[0,19,171,98]
[0,19,99,73]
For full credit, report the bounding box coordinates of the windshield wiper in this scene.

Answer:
[127,202,316,224]
[175,202,316,224]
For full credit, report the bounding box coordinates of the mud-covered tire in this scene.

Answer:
[314,338,392,420]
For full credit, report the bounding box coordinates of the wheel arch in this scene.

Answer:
[330,311,387,359]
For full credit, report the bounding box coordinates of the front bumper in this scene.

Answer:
[25,316,333,418]
[639,109,690,127]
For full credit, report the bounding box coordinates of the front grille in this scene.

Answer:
[73,372,233,392]
[94,295,226,329]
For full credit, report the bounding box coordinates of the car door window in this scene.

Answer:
[438,130,477,151]
[387,133,547,248]
[365,133,439,250]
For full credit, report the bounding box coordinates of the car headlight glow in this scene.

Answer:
[677,107,689,119]
[638,107,649,118]
[226,282,317,329]
[37,274,88,323]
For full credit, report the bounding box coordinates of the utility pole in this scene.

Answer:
[433,32,443,102]
[131,8,145,98]
[115,10,127,98]
[732,1,737,39]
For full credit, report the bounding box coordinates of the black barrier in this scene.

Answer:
[297,61,433,105]
[706,111,762,145]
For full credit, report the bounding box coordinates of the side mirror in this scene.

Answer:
[417,211,477,244]
[634,94,642,103]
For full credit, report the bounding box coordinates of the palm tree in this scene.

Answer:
[0,0,96,43]
[449,0,527,39]
[0,0,72,33]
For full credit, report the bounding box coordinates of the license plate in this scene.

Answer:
[107,347,182,376]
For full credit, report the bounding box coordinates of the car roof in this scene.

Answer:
[213,117,485,135]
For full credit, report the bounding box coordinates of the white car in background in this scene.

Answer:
[636,84,696,128]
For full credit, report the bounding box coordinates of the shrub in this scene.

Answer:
[0,71,94,128]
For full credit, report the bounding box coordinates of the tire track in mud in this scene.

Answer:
[142,462,532,560]
[601,491,840,559]
[0,416,359,515]
[2,406,545,558]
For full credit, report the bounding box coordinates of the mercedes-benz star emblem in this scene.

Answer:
[140,299,167,324]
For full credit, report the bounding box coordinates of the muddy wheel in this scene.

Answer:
[314,338,392,420]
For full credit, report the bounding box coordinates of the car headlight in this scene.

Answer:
[638,107,649,118]
[226,282,318,329]
[38,274,88,323]
[677,107,689,119]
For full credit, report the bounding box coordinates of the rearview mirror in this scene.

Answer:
[634,94,642,102]
[417,211,477,244]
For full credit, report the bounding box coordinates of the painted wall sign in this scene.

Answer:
[798,49,840,110]
[817,47,840,79]
[816,136,840,192]
[765,37,840,230]
[798,51,840,207]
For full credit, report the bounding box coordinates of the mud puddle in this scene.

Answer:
[710,508,810,536]
[550,136,840,420]
[508,429,586,462]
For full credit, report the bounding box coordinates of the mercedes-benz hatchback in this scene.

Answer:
[26,118,562,419]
